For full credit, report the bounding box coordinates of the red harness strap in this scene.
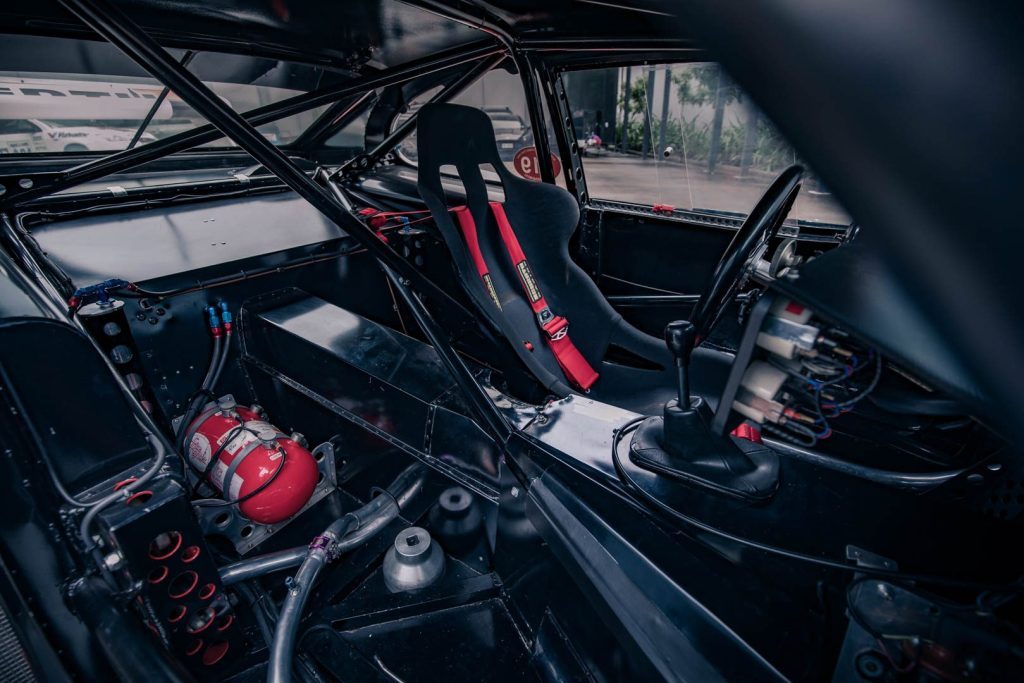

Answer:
[451,207,502,309]
[488,202,599,391]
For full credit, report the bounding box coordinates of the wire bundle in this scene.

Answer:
[764,337,883,447]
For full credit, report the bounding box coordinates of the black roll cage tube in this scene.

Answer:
[400,0,557,184]
[289,90,379,155]
[0,2,697,209]
[396,0,700,199]
[396,1,692,187]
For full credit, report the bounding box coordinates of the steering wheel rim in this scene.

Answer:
[689,164,804,343]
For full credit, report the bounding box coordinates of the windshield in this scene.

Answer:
[0,35,335,157]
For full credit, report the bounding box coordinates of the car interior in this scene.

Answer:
[0,1,1021,682]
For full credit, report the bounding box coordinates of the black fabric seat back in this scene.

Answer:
[417,103,685,410]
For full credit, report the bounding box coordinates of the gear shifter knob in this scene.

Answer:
[665,320,696,409]
[665,320,696,367]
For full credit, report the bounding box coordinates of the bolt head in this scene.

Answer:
[103,551,124,571]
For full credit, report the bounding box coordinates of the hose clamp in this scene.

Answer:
[308,535,333,553]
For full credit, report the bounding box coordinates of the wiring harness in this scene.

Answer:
[730,298,884,448]
[760,334,883,447]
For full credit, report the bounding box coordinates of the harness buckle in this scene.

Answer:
[541,314,569,341]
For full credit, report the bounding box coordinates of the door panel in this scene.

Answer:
[574,205,732,337]
[574,204,845,342]
[600,209,735,294]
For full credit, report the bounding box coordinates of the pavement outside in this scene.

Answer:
[578,153,851,226]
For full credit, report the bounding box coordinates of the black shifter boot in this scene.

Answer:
[629,318,780,501]
[629,401,780,501]
[626,395,778,501]
[661,396,730,466]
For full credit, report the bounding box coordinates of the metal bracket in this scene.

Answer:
[845,544,899,571]
[777,224,800,238]
[194,440,338,555]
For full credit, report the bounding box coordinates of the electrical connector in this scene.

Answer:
[732,361,788,423]
[70,278,132,309]
[755,298,821,359]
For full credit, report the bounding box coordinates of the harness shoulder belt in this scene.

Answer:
[452,206,502,309]
[452,202,598,391]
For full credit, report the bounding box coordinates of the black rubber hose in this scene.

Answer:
[200,334,222,394]
[266,464,425,683]
[267,517,355,683]
[176,332,223,457]
[234,581,275,647]
[209,330,232,395]
[222,465,427,586]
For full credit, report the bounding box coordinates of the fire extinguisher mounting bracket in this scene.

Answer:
[193,441,338,555]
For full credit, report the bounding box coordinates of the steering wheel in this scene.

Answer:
[688,164,803,343]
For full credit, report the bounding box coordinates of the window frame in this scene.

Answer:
[545,57,853,230]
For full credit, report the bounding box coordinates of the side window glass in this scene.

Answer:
[0,120,38,134]
[562,63,851,225]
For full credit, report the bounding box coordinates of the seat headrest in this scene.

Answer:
[417,103,510,180]
[417,103,516,211]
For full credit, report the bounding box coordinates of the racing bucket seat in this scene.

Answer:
[416,103,732,415]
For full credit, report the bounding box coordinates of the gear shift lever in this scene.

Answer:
[665,320,695,409]
[626,319,780,501]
